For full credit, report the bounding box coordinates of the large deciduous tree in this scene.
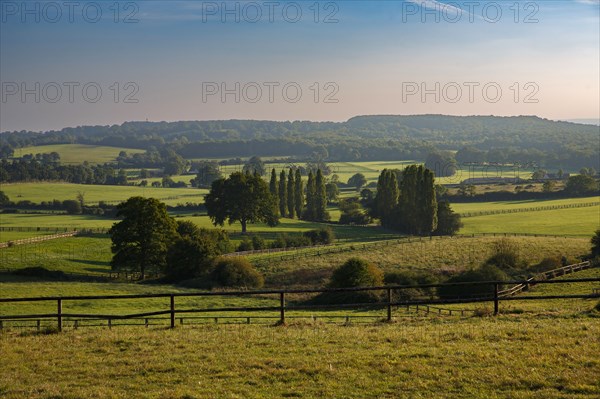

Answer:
[109,197,178,279]
[205,172,279,233]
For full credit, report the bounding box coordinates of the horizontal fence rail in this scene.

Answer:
[1,277,598,331]
[0,231,79,249]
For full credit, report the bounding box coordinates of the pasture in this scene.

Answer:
[460,206,600,237]
[0,182,207,206]
[13,144,145,165]
[1,313,598,398]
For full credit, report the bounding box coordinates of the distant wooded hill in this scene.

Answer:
[2,115,598,169]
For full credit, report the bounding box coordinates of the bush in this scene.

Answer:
[384,270,438,300]
[271,233,311,249]
[62,199,82,215]
[303,227,334,245]
[237,238,254,252]
[529,256,562,274]
[210,257,264,288]
[438,264,510,299]
[484,238,524,273]
[312,258,384,304]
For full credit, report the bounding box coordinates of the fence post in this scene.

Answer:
[386,288,392,322]
[57,299,62,332]
[279,292,286,325]
[494,283,499,315]
[170,295,175,329]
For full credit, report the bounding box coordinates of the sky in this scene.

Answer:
[0,0,599,132]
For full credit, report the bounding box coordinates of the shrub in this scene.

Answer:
[251,235,266,250]
[529,256,562,274]
[237,238,254,252]
[62,199,82,215]
[303,227,334,245]
[438,264,510,299]
[320,258,384,304]
[384,270,438,300]
[271,233,311,249]
[484,238,524,273]
[210,257,264,288]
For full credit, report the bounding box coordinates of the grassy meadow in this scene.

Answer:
[0,182,207,206]
[13,144,145,165]
[1,313,599,399]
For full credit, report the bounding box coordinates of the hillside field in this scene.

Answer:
[13,144,145,165]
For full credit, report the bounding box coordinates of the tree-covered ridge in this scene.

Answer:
[1,115,598,169]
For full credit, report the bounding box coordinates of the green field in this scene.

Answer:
[460,206,600,237]
[13,144,145,165]
[1,182,207,206]
[451,196,600,214]
[1,313,598,398]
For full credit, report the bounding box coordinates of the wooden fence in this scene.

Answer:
[1,277,598,331]
[499,261,593,297]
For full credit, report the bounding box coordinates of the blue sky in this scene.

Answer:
[1,0,599,131]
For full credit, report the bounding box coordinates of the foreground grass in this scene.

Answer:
[1,314,598,399]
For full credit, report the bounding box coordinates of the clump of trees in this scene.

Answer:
[372,166,460,235]
[312,258,384,304]
[210,257,264,289]
[205,172,279,233]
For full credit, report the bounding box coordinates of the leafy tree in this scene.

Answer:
[0,191,10,206]
[278,169,287,217]
[339,198,371,225]
[325,182,339,204]
[62,200,82,215]
[303,227,334,245]
[433,201,462,235]
[287,169,295,218]
[425,151,457,177]
[458,183,476,197]
[565,175,598,196]
[191,161,221,188]
[330,258,383,288]
[397,165,437,234]
[348,173,367,190]
[163,150,186,176]
[438,264,509,299]
[591,230,600,258]
[484,239,523,273]
[542,180,556,192]
[109,197,178,279]
[294,168,304,217]
[373,169,399,227]
[165,228,225,281]
[532,169,547,180]
[205,172,279,233]
[243,156,266,176]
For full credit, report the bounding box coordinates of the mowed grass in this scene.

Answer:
[0,315,599,399]
[451,196,600,214]
[460,206,600,237]
[0,235,112,275]
[0,182,207,206]
[13,144,145,165]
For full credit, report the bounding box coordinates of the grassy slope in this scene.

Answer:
[0,315,598,399]
[13,144,145,164]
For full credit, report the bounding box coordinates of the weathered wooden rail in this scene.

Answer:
[1,277,598,331]
[498,261,593,297]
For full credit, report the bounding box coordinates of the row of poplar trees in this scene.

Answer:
[374,165,438,235]
[269,168,330,222]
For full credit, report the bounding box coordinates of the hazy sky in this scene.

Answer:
[1,0,599,132]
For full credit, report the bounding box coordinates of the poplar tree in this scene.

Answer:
[294,168,304,217]
[269,168,278,216]
[287,168,295,218]
[279,170,287,217]
[304,171,316,221]
[315,169,330,221]
[374,169,399,228]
